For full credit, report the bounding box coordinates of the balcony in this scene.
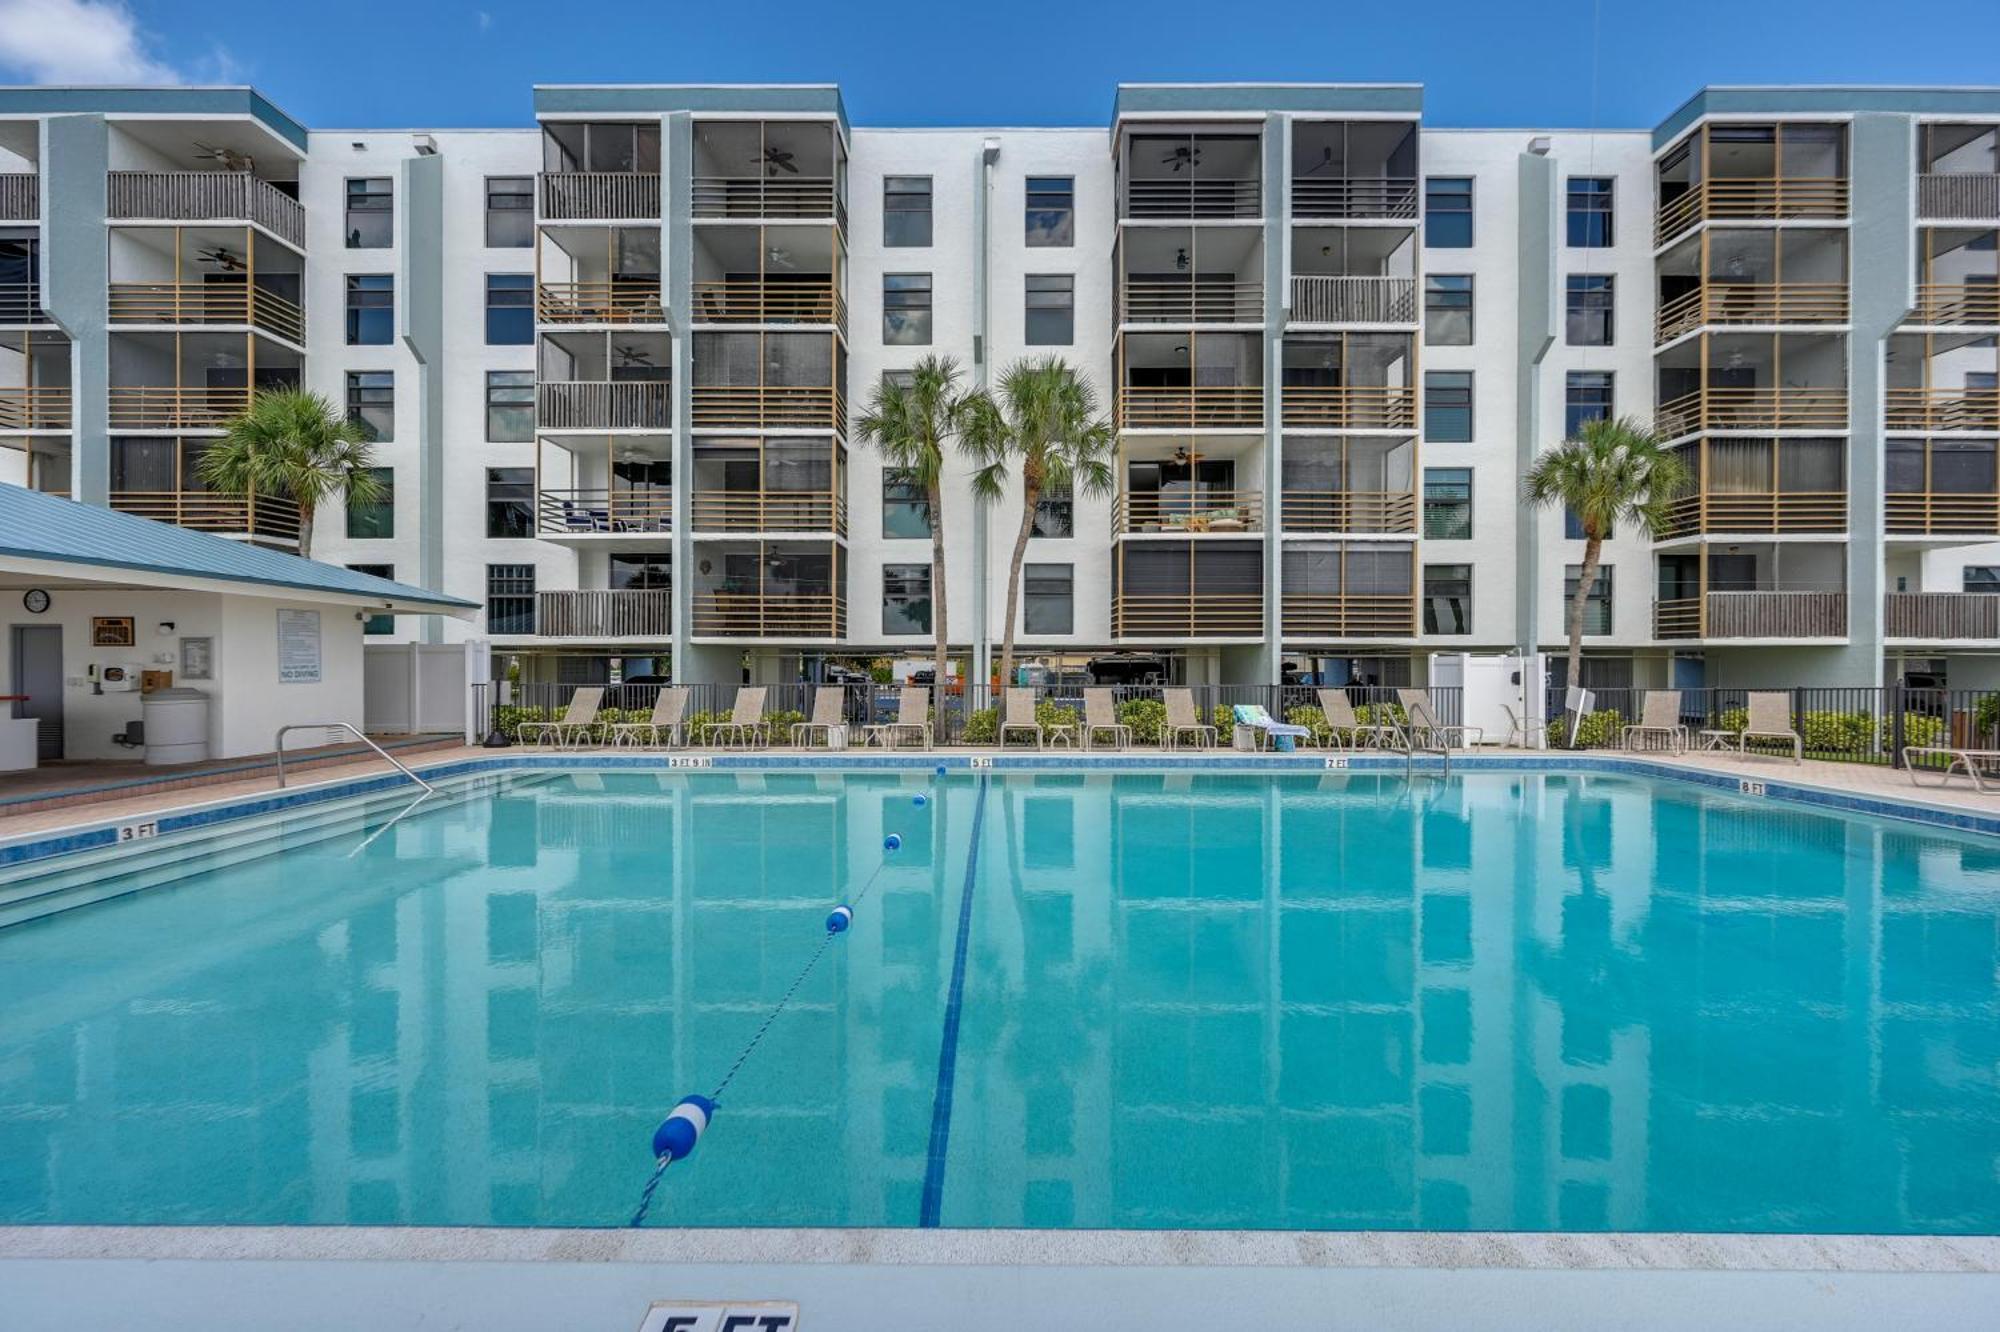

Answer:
[0,281,48,325]
[1125,178,1260,221]
[107,282,304,344]
[1918,173,2000,221]
[0,387,70,431]
[1885,592,2000,640]
[1112,593,1262,638]
[107,386,250,430]
[1909,283,2000,327]
[690,384,843,432]
[1290,177,1417,221]
[106,171,304,249]
[692,279,845,329]
[1280,490,1416,534]
[693,592,845,638]
[1281,593,1417,638]
[1655,387,1847,439]
[108,489,299,547]
[0,173,36,221]
[537,381,671,432]
[536,488,672,537]
[1289,276,1416,325]
[1281,386,1416,431]
[536,280,664,326]
[691,177,841,222]
[535,589,672,639]
[1112,490,1262,536]
[1654,178,1848,246]
[1654,591,1847,640]
[692,489,847,535]
[1116,386,1261,431]
[1659,490,1846,539]
[1885,387,2000,433]
[1119,277,1261,325]
[1654,283,1848,343]
[538,172,661,221]
[1886,491,2000,536]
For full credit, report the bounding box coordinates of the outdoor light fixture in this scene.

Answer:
[1174,248,1189,271]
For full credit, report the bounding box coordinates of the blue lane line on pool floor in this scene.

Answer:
[919,771,989,1227]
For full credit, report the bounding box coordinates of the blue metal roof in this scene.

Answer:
[0,486,477,612]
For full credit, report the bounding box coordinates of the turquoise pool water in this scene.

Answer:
[1,769,1997,1233]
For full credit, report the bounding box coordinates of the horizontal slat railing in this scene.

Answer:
[536,489,672,536]
[1124,178,1261,220]
[106,171,304,248]
[691,490,846,535]
[108,489,299,543]
[1112,490,1262,535]
[535,589,673,638]
[536,280,665,325]
[690,385,844,431]
[107,281,304,343]
[536,381,672,431]
[1280,594,1417,637]
[1289,177,1418,220]
[1885,593,2000,641]
[1655,387,1849,438]
[1917,173,2000,221]
[692,280,844,328]
[538,172,661,220]
[0,387,70,430]
[1289,275,1417,324]
[1281,385,1417,430]
[1116,385,1262,430]
[1657,490,1847,538]
[691,177,839,220]
[692,593,845,638]
[0,173,37,220]
[1119,279,1262,324]
[1279,491,1418,534]
[1654,282,1849,342]
[106,386,251,429]
[1655,177,1849,245]
[1910,283,2000,326]
[1885,387,2000,432]
[1885,491,2000,536]
[1111,595,1263,638]
[0,282,50,323]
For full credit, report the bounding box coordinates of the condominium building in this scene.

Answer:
[3,83,1999,694]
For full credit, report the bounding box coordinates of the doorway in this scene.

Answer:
[9,624,63,759]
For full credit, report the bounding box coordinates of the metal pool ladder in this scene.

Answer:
[275,722,436,794]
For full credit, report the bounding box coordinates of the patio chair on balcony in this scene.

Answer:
[1163,688,1216,749]
[518,686,605,749]
[1622,690,1689,755]
[998,687,1044,749]
[863,685,932,750]
[1316,688,1399,750]
[1082,688,1131,751]
[1397,689,1485,750]
[702,686,770,749]
[608,686,689,749]
[792,686,848,748]
[1739,691,1803,764]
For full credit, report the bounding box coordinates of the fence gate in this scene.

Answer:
[363,642,477,737]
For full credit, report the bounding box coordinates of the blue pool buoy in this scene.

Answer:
[651,1094,716,1162]
[912,793,927,807]
[883,833,902,852]
[826,904,854,934]
[935,765,947,777]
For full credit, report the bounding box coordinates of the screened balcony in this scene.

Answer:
[0,233,47,325]
[534,435,672,541]
[0,330,69,431]
[105,119,303,247]
[1886,333,2000,432]
[1917,123,2000,221]
[691,436,846,535]
[691,224,845,330]
[1289,121,1418,220]
[1290,227,1416,325]
[1116,332,1261,430]
[1113,439,1262,535]
[1657,437,1846,538]
[537,331,671,432]
[691,542,845,639]
[1121,131,1261,220]
[1280,434,1416,533]
[539,120,662,220]
[1654,228,1847,344]
[1279,334,1416,430]
[106,435,299,548]
[2,435,68,494]
[691,331,845,431]
[107,332,298,431]
[536,586,673,640]
[1280,541,1416,638]
[1116,226,1262,325]
[0,128,37,222]
[1909,229,2000,327]
[107,225,304,344]
[1112,540,1262,638]
[536,225,664,325]
[691,121,845,224]
[1655,122,1848,246]
[1886,437,2000,536]
[1654,545,1846,640]
[1654,333,1847,438]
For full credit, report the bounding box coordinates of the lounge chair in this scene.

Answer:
[1904,745,2000,791]
[702,686,770,749]
[791,686,847,748]
[863,685,932,750]
[1739,691,1802,763]
[1316,688,1398,750]
[1622,690,1688,755]
[1232,703,1311,751]
[607,686,689,749]
[518,685,604,749]
[1163,688,1216,749]
[1082,688,1130,750]
[1398,689,1485,750]
[998,687,1044,749]
[1502,704,1550,749]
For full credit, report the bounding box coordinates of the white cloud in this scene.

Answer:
[477,10,492,33]
[0,0,185,84]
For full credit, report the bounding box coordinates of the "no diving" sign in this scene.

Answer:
[637,1303,800,1332]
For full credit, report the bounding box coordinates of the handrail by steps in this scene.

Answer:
[274,722,435,794]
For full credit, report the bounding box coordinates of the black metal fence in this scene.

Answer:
[1547,685,2000,766]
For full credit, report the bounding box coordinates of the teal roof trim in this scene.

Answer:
[1654,86,2000,150]
[0,86,309,152]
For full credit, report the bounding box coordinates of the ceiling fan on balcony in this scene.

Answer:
[1162,144,1202,172]
[765,246,795,269]
[195,245,246,272]
[612,344,654,366]
[756,146,799,175]
[192,141,254,173]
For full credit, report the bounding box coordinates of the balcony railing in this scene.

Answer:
[0,283,49,324]
[1654,591,1848,640]
[107,386,252,430]
[1281,385,1417,431]
[1886,491,2000,536]
[1119,278,1262,324]
[1917,173,2000,221]
[1124,178,1260,220]
[1654,178,1850,246]
[692,279,845,329]
[692,490,847,535]
[536,280,665,325]
[691,177,841,222]
[691,384,844,432]
[108,489,299,544]
[1654,283,1849,342]
[1658,490,1847,539]
[1111,490,1262,535]
[1111,593,1262,638]
[0,387,70,430]
[106,171,305,248]
[537,380,672,431]
[538,172,661,220]
[1885,592,2000,640]
[107,281,304,343]
[0,173,36,220]
[1655,387,1848,438]
[1280,490,1417,534]
[1909,283,2000,327]
[1289,177,1418,220]
[1884,387,2000,433]
[536,488,672,536]
[1289,275,1417,325]
[1116,385,1262,430]
[535,589,672,638]
[1281,593,1417,637]
[693,592,845,638]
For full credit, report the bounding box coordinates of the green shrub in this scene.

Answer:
[1210,704,1235,745]
[1799,709,1876,754]
[1567,709,1625,748]
[1903,712,1946,749]
[961,707,997,744]
[1976,693,2000,738]
[1118,698,1167,744]
[1285,705,1330,745]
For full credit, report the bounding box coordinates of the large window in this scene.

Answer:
[1565,370,1614,437]
[1423,564,1472,634]
[1024,563,1074,634]
[883,469,931,538]
[1423,468,1472,539]
[1425,176,1473,248]
[486,564,535,635]
[345,370,393,442]
[610,553,671,590]
[485,274,533,345]
[347,564,396,635]
[345,177,392,249]
[1425,274,1473,345]
[1966,565,2000,592]
[883,176,932,247]
[486,467,535,539]
[485,176,533,248]
[1026,176,1075,246]
[1425,371,1473,442]
[1565,564,1613,634]
[1025,274,1074,345]
[345,274,393,345]
[1566,176,1614,247]
[486,370,535,442]
[1565,274,1614,346]
[345,466,394,540]
[883,274,933,345]
[882,563,932,635]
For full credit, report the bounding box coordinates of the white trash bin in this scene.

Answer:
[143,687,211,765]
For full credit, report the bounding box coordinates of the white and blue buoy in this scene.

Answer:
[883,833,902,852]
[912,793,927,807]
[651,1094,716,1163]
[935,764,947,777]
[826,904,854,934]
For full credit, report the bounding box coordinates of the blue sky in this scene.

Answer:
[1,0,1997,130]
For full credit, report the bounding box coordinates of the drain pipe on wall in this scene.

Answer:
[972,137,1000,687]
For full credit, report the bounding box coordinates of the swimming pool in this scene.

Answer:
[1,767,1996,1234]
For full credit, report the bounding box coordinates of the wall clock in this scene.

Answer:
[22,589,50,614]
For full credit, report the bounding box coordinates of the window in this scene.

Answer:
[486,370,535,442]
[883,176,932,247]
[347,564,396,635]
[1565,564,1613,635]
[1566,274,1614,346]
[1425,275,1473,345]
[1565,370,1614,437]
[882,563,932,635]
[881,369,917,391]
[609,553,671,590]
[1023,563,1074,635]
[1026,176,1075,246]
[883,469,931,538]
[1425,176,1473,248]
[345,177,392,249]
[1965,566,2000,592]
[1025,274,1074,345]
[485,274,533,345]
[1033,482,1073,538]
[486,564,535,635]
[1423,564,1472,634]
[883,274,932,345]
[486,467,535,539]
[1565,507,1612,541]
[1423,468,1472,539]
[346,467,394,539]
[485,176,533,248]
[1566,176,1614,247]
[345,274,393,345]
[1425,371,1473,442]
[345,370,393,442]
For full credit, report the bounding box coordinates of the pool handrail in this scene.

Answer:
[275,722,436,795]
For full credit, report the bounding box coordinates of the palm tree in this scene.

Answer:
[854,355,976,689]
[198,387,383,559]
[1524,415,1689,731]
[964,356,1116,686]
